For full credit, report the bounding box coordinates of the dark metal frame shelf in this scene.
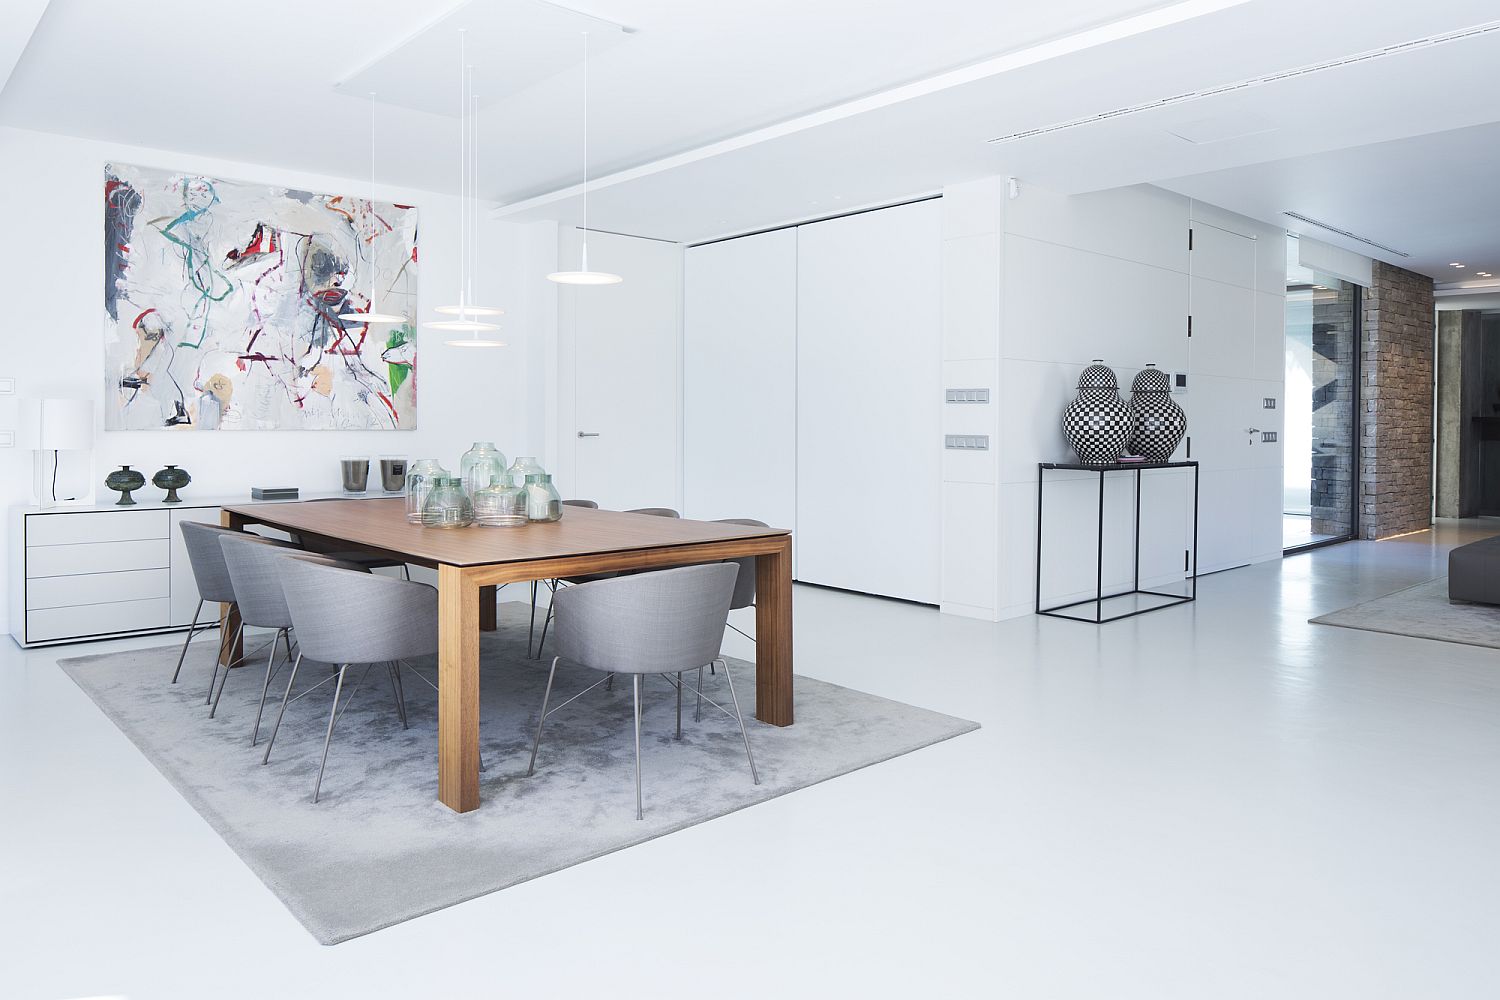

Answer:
[1035,460,1200,624]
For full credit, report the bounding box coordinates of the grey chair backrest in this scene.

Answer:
[279,554,438,665]
[625,507,680,518]
[180,521,257,605]
[217,533,298,627]
[562,499,598,508]
[714,518,768,610]
[553,563,737,675]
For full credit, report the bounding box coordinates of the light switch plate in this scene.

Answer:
[1261,431,1278,443]
[1172,372,1188,394]
[0,431,13,447]
[0,378,14,395]
[1263,397,1276,409]
[944,434,990,450]
[945,388,990,404]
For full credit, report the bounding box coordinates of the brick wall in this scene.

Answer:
[1359,261,1435,539]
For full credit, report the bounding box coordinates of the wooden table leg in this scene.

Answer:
[479,585,497,632]
[218,508,246,667]
[754,536,794,726]
[438,564,482,812]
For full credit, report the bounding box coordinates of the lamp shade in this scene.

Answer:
[19,398,95,451]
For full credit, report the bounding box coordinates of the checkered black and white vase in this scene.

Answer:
[1062,362,1131,465]
[1127,364,1186,462]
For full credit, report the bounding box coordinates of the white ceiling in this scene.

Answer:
[3,0,1500,279]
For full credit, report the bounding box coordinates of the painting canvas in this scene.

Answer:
[103,162,418,430]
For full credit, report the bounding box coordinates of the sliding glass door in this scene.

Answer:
[1284,238,1360,551]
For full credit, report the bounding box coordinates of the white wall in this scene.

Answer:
[940,179,1286,620]
[0,125,556,633]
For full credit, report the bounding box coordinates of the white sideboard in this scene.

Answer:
[8,492,390,648]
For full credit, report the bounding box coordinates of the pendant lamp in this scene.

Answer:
[548,32,622,286]
[426,29,506,347]
[337,92,407,325]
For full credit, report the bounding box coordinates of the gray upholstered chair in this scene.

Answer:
[527,563,758,820]
[267,554,439,802]
[528,499,603,655]
[220,536,374,745]
[534,505,682,660]
[210,531,299,724]
[175,521,289,704]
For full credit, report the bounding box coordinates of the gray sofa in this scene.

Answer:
[1449,535,1500,605]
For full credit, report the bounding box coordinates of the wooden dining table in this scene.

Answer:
[218,498,794,813]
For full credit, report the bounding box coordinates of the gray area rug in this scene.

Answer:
[1310,577,1500,648]
[58,603,977,944]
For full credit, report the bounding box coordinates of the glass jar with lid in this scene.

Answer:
[524,473,563,522]
[421,477,474,528]
[473,481,528,527]
[404,459,449,524]
[460,442,509,499]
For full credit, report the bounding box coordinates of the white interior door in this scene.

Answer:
[796,200,943,603]
[683,229,798,540]
[564,231,683,511]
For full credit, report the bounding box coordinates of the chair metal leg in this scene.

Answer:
[387,662,409,729]
[607,672,614,692]
[695,666,704,722]
[528,581,538,658]
[250,628,286,746]
[205,619,242,705]
[633,674,644,820]
[527,656,561,776]
[208,622,245,718]
[676,671,683,739]
[171,599,204,684]
[262,651,303,764]
[719,659,759,785]
[537,590,556,659]
[313,664,350,803]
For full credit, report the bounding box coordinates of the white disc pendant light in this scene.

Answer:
[548,32,622,286]
[426,29,505,347]
[337,92,407,325]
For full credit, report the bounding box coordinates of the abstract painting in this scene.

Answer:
[103,162,418,430]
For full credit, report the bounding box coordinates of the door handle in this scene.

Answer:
[1245,427,1261,435]
[577,432,600,438]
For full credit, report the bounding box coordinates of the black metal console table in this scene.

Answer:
[1035,460,1199,624]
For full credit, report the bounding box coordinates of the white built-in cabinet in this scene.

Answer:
[684,200,943,604]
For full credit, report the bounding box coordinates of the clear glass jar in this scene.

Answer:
[473,481,528,527]
[460,441,509,499]
[404,459,449,524]
[525,473,563,522]
[422,476,474,528]
[507,455,545,486]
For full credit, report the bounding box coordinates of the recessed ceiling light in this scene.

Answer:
[1451,262,1465,267]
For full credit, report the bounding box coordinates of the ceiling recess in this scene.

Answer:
[1282,211,1409,258]
[336,0,631,117]
[988,19,1500,144]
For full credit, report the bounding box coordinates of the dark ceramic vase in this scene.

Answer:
[1062,362,1131,465]
[105,465,146,506]
[152,464,191,504]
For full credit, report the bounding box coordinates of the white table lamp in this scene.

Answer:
[19,398,96,507]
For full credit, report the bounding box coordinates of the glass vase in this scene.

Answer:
[460,441,509,499]
[524,473,563,522]
[421,476,474,528]
[404,459,449,524]
[507,455,545,486]
[474,482,528,527]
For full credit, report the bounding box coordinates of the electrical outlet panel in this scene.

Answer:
[0,431,12,448]
[945,388,990,404]
[1172,372,1188,394]
[1261,431,1277,443]
[944,435,990,450]
[1263,397,1276,409]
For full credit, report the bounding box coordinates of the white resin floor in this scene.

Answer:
[4,521,1499,999]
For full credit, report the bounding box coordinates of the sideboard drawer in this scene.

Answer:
[27,568,172,610]
[27,510,170,547]
[26,538,171,578]
[26,598,173,643]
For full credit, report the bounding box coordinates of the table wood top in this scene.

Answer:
[222,498,789,567]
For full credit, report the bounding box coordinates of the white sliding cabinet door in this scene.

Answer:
[796,200,942,603]
[683,229,798,538]
[563,231,683,511]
